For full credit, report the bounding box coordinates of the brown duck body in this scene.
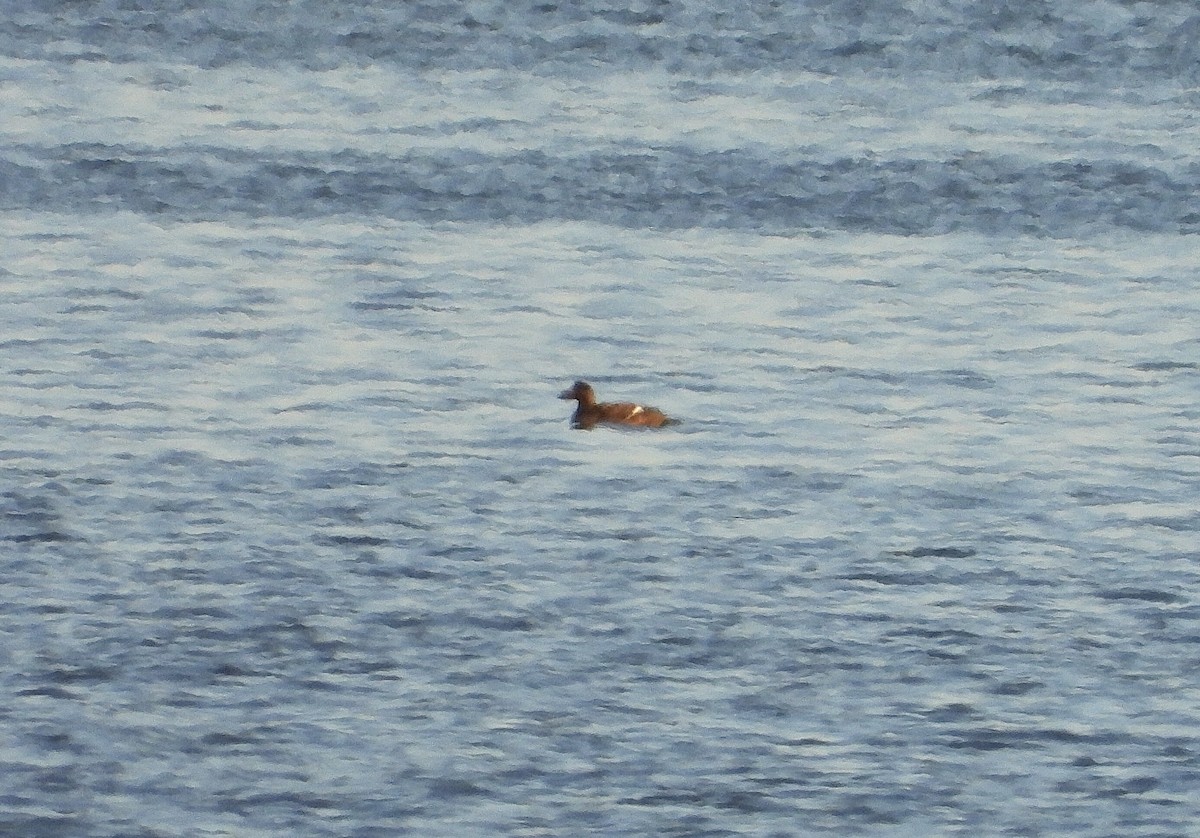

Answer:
[558,380,677,430]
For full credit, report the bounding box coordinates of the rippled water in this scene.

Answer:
[4,2,1200,836]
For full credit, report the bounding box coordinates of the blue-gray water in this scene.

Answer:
[3,3,1200,836]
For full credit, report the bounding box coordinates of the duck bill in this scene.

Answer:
[558,389,575,399]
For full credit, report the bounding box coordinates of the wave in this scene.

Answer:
[6,141,1197,236]
[4,1,1200,85]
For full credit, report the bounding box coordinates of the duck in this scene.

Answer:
[558,380,678,430]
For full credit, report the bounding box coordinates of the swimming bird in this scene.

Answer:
[558,380,678,430]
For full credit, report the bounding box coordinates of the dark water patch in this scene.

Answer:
[15,685,81,700]
[1068,485,1145,506]
[1096,587,1185,604]
[0,814,91,838]
[192,328,270,340]
[314,533,392,547]
[29,603,72,616]
[429,544,486,560]
[200,728,273,746]
[266,434,330,447]
[829,797,904,825]
[1066,775,1169,801]
[15,228,89,242]
[11,143,1200,235]
[71,400,167,412]
[1134,360,1198,372]
[351,285,453,313]
[949,726,1132,753]
[300,463,408,488]
[0,337,76,351]
[330,657,398,676]
[919,702,979,722]
[571,333,659,350]
[4,531,78,543]
[619,787,777,814]
[363,564,451,584]
[924,489,990,511]
[992,678,1044,696]
[371,610,435,630]
[841,570,942,586]
[943,729,1051,752]
[42,665,119,685]
[350,299,449,312]
[274,401,336,414]
[61,303,111,314]
[211,663,271,679]
[211,303,269,316]
[894,546,977,559]
[149,604,238,621]
[937,368,996,389]
[427,777,490,800]
[805,364,906,385]
[219,790,345,815]
[1158,439,1200,458]
[497,303,556,316]
[76,286,143,301]
[5,0,1198,86]
[654,634,697,647]
[464,613,538,632]
[1139,515,1200,531]
[887,627,982,642]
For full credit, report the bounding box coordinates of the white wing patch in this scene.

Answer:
[628,405,644,416]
